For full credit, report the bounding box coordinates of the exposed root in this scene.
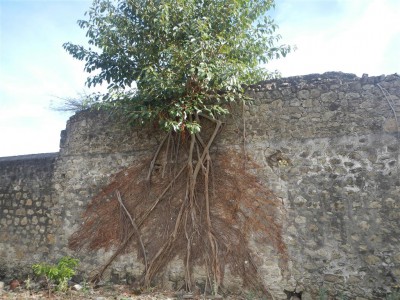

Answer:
[116,190,148,272]
[69,115,286,295]
[147,133,170,181]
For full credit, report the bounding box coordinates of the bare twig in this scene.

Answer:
[184,211,192,291]
[198,113,219,123]
[139,164,186,223]
[377,83,399,135]
[144,192,187,286]
[162,133,171,178]
[116,190,148,272]
[204,154,221,295]
[242,100,247,170]
[192,119,222,184]
[377,83,400,181]
[147,133,170,180]
[90,164,186,282]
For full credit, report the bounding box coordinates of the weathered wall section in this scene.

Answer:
[0,72,399,299]
[0,154,58,277]
[51,113,159,277]
[241,72,400,299]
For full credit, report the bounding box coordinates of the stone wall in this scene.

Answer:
[0,72,399,299]
[0,153,58,277]
[241,72,400,299]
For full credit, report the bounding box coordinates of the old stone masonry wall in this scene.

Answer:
[0,72,399,299]
[0,154,58,276]
[241,72,400,299]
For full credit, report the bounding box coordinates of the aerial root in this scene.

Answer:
[71,115,286,297]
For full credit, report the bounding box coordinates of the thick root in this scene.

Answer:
[69,116,286,295]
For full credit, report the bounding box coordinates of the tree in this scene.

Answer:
[64,0,291,296]
[63,0,291,133]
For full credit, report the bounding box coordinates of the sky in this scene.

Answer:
[0,0,399,157]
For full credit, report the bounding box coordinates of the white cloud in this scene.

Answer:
[267,0,400,76]
[0,121,66,157]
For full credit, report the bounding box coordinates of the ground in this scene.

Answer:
[0,284,246,299]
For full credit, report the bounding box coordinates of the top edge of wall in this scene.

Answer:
[0,152,59,162]
[246,71,400,89]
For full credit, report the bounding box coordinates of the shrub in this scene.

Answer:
[32,256,79,293]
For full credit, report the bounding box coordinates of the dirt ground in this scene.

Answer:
[0,284,247,299]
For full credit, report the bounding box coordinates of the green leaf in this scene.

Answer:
[64,0,291,132]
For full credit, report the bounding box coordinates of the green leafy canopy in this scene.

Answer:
[64,0,292,133]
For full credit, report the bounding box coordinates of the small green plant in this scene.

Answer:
[32,256,79,294]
